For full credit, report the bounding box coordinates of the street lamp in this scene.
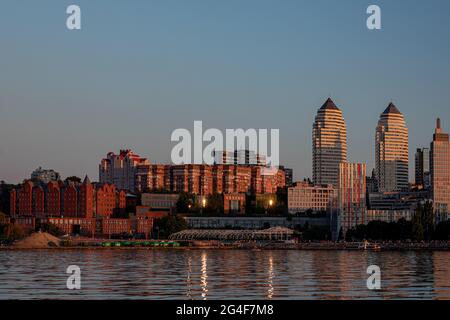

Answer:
[201,197,207,214]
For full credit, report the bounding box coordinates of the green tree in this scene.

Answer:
[176,192,198,213]
[412,201,434,241]
[64,176,81,184]
[204,193,224,214]
[154,215,188,239]
[412,221,424,241]
[302,225,331,241]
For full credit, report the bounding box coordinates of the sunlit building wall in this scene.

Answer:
[430,118,450,221]
[312,98,347,187]
[375,103,409,192]
[338,162,366,235]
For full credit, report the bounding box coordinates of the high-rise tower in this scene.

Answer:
[430,118,450,220]
[312,98,348,187]
[375,103,409,192]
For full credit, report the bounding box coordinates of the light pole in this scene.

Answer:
[201,197,207,214]
[266,199,273,215]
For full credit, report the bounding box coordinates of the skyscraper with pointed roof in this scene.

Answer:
[312,98,348,187]
[430,118,450,220]
[375,103,409,192]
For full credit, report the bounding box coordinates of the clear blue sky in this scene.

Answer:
[1,0,450,183]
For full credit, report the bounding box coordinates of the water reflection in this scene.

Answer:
[267,255,274,299]
[200,252,208,300]
[0,250,449,300]
[186,256,192,299]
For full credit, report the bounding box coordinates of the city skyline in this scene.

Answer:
[0,98,447,185]
[1,1,450,183]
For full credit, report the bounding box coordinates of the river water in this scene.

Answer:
[0,249,449,299]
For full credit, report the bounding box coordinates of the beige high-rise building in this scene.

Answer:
[375,103,409,192]
[430,118,450,220]
[312,98,347,187]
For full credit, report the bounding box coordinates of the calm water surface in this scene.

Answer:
[0,249,449,299]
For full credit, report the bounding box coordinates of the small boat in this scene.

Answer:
[358,241,381,250]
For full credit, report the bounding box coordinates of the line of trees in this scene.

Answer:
[153,215,188,239]
[346,202,450,241]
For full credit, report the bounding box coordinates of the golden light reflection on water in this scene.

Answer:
[267,255,274,299]
[186,256,192,299]
[201,252,208,300]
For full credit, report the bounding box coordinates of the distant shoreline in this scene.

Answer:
[2,242,450,251]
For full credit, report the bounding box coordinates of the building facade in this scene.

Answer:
[10,177,126,219]
[99,149,150,192]
[287,181,336,214]
[135,164,171,193]
[213,150,267,166]
[366,209,413,223]
[141,193,179,210]
[312,98,347,187]
[338,162,366,236]
[31,167,61,184]
[375,103,409,192]
[415,147,430,189]
[223,193,246,214]
[134,163,285,196]
[430,118,450,220]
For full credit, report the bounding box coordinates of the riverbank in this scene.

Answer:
[2,239,450,251]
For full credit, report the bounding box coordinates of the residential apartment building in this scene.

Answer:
[99,149,149,192]
[287,181,336,214]
[30,167,61,184]
[338,162,366,235]
[10,177,126,219]
[134,163,285,196]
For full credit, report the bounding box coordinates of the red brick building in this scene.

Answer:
[33,185,45,217]
[102,218,131,236]
[78,176,94,218]
[224,193,246,214]
[62,183,78,217]
[9,189,16,216]
[136,163,285,196]
[10,176,126,219]
[18,180,33,216]
[95,183,117,217]
[48,217,96,235]
[136,164,171,192]
[117,190,127,212]
[46,181,61,216]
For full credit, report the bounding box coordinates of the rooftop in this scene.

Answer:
[383,103,401,115]
[319,98,339,111]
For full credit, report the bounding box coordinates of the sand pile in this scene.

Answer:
[13,232,61,249]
